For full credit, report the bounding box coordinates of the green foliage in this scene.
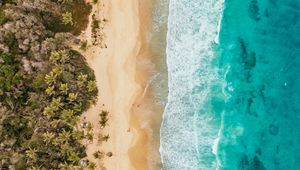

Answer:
[45,85,55,95]
[0,6,6,25]
[0,1,98,168]
[0,53,23,93]
[79,40,88,50]
[45,0,92,35]
[86,131,93,142]
[3,31,18,51]
[70,0,92,35]
[62,11,73,25]
[102,134,110,142]
[0,30,94,170]
[88,162,96,170]
[87,80,97,93]
[59,0,73,6]
[45,72,56,85]
[93,150,102,159]
[42,132,55,145]
[49,50,69,64]
[32,73,47,89]
[59,83,69,94]
[67,92,78,102]
[91,16,100,35]
[99,111,109,128]
[87,122,93,132]
[92,0,98,4]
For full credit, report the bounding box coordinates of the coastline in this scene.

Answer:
[129,0,168,169]
[128,0,153,168]
[78,0,161,169]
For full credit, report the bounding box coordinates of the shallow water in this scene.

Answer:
[134,0,169,169]
[160,0,300,169]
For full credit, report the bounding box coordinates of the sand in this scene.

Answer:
[128,0,165,169]
[76,0,159,169]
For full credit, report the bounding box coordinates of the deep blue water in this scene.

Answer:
[160,0,300,169]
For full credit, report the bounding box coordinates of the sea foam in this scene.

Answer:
[160,0,224,169]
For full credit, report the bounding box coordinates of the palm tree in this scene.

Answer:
[50,50,68,64]
[58,162,69,170]
[79,40,88,50]
[99,117,108,128]
[59,0,73,6]
[51,97,63,111]
[88,162,96,170]
[61,109,76,125]
[53,137,61,146]
[62,12,73,25]
[73,102,82,113]
[27,167,39,170]
[86,131,93,142]
[67,151,80,163]
[58,129,72,144]
[99,110,109,118]
[102,134,110,142]
[50,51,60,62]
[87,80,97,93]
[50,119,61,129]
[72,130,84,140]
[76,166,84,170]
[93,151,103,159]
[45,72,56,85]
[59,51,69,64]
[67,92,78,103]
[25,148,37,161]
[42,132,55,145]
[76,73,87,87]
[52,65,64,76]
[43,105,56,119]
[45,85,55,96]
[59,83,69,94]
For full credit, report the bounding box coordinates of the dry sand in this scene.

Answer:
[77,0,161,169]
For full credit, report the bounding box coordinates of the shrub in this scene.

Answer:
[79,40,88,50]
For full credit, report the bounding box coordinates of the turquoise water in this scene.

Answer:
[160,0,300,169]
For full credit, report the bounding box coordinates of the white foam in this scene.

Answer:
[214,17,222,44]
[212,136,219,155]
[160,0,225,169]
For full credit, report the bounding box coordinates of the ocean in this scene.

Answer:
[160,0,300,169]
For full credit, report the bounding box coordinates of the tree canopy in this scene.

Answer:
[0,0,97,169]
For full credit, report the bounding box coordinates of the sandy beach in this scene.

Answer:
[77,0,160,169]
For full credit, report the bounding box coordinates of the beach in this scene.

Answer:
[77,0,163,169]
[81,0,300,169]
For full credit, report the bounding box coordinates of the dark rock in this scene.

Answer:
[269,124,279,136]
[74,38,80,45]
[238,155,250,170]
[248,0,260,21]
[106,152,113,157]
[251,156,266,170]
[255,148,262,156]
[245,52,256,69]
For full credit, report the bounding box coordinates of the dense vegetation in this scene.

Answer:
[0,0,97,169]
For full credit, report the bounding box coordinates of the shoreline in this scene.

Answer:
[128,0,153,167]
[129,0,166,169]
